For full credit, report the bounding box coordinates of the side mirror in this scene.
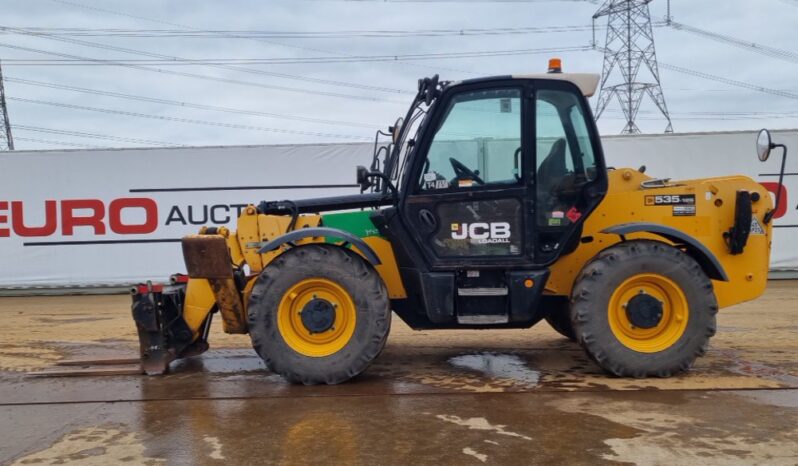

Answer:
[756,129,789,224]
[757,129,773,162]
[356,165,371,190]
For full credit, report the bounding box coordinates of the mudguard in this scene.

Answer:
[254,227,382,265]
[601,222,729,282]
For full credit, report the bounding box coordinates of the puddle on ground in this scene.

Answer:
[714,348,798,386]
[170,351,267,375]
[733,389,798,408]
[550,393,798,465]
[448,353,540,387]
[433,414,533,440]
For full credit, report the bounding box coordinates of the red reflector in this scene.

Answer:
[136,283,163,294]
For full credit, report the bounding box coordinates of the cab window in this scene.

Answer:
[536,89,598,227]
[419,88,522,191]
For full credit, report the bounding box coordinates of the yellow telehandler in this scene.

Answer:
[63,60,790,384]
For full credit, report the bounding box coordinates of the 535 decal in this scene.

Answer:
[645,194,696,206]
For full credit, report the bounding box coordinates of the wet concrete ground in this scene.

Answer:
[1,281,797,465]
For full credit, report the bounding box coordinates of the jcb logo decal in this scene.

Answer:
[451,222,511,244]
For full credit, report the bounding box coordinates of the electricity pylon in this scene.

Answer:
[0,60,13,150]
[593,0,673,134]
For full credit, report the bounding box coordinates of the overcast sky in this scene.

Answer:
[2,0,797,150]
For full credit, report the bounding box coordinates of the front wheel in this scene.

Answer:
[571,240,718,377]
[544,298,576,341]
[248,244,391,385]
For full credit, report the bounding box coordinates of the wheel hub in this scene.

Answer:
[300,298,336,333]
[625,293,664,329]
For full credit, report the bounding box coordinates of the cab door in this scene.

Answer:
[400,83,534,269]
[533,83,607,264]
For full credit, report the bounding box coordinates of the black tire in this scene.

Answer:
[571,240,718,377]
[544,298,576,341]
[248,244,391,385]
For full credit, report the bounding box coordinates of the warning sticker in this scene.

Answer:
[645,194,696,206]
[750,217,766,235]
[673,205,696,216]
[566,207,582,222]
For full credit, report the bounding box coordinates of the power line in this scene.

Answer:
[605,107,798,117]
[12,72,775,115]
[0,43,405,104]
[603,108,798,121]
[668,21,798,65]
[609,114,798,121]
[4,76,377,129]
[306,0,598,2]
[14,136,105,149]
[659,62,798,100]
[46,0,474,76]
[0,26,408,95]
[0,43,593,65]
[668,87,798,93]
[13,124,182,146]
[8,97,373,140]
[6,24,601,38]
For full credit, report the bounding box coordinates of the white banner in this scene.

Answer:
[0,130,795,288]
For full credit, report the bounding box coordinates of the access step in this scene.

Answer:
[457,314,510,325]
[457,287,509,297]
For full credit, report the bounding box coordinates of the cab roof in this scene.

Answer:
[513,73,600,97]
[454,73,601,98]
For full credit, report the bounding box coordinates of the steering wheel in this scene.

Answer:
[449,157,485,185]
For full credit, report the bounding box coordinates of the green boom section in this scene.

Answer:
[320,211,382,240]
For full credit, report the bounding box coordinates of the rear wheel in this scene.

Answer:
[571,240,717,377]
[248,244,391,384]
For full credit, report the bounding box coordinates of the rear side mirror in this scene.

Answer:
[356,165,371,190]
[391,117,404,144]
[757,129,773,162]
[355,166,398,195]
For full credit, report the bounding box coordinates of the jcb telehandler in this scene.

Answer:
[123,61,786,384]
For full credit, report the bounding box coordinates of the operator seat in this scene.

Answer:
[537,138,567,183]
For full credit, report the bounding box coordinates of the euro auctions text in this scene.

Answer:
[0,198,250,238]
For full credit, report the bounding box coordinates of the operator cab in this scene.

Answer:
[366,60,609,329]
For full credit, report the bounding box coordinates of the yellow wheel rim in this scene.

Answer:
[277,278,357,357]
[608,273,689,353]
